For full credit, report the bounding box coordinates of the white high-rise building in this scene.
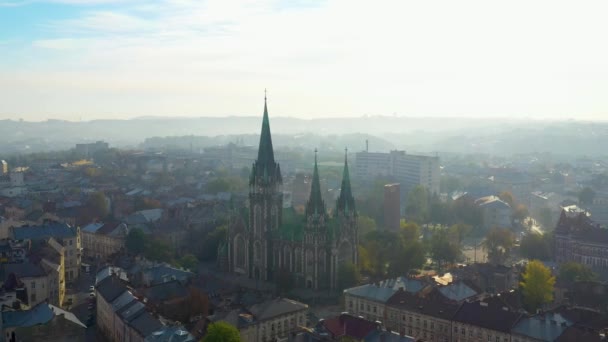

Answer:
[355,150,440,195]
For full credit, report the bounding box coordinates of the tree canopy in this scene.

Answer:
[519,232,551,261]
[203,322,241,342]
[483,228,515,265]
[520,260,555,312]
[559,262,597,283]
[338,262,361,290]
[126,228,146,255]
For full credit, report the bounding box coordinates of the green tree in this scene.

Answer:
[448,223,472,245]
[451,196,484,231]
[400,221,421,241]
[126,228,146,255]
[179,253,199,271]
[430,229,461,266]
[498,191,515,207]
[559,262,597,282]
[578,187,596,206]
[520,260,556,312]
[387,240,426,276]
[203,322,241,342]
[405,185,429,223]
[519,233,551,261]
[357,245,372,273]
[357,215,377,238]
[483,228,515,265]
[338,262,361,290]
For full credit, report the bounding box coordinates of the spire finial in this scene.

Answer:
[314,148,318,163]
[264,88,267,102]
[344,147,348,161]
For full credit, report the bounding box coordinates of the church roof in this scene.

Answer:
[305,151,326,218]
[336,150,356,215]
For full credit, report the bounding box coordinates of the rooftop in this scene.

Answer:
[145,326,195,342]
[452,301,521,333]
[12,222,77,240]
[512,312,572,341]
[248,298,308,321]
[344,277,426,303]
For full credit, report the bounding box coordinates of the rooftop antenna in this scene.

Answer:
[366,139,369,152]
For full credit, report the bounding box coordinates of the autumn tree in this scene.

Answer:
[513,204,530,223]
[203,322,241,342]
[520,260,556,312]
[498,191,515,208]
[400,221,421,241]
[430,229,461,266]
[357,215,377,237]
[483,228,515,265]
[559,262,597,282]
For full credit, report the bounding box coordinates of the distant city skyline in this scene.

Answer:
[1,0,608,121]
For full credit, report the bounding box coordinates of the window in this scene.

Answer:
[373,306,377,313]
[367,304,370,312]
[31,293,36,303]
[31,281,35,289]
[349,301,353,309]
[69,239,73,245]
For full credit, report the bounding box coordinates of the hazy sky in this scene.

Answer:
[1,0,608,121]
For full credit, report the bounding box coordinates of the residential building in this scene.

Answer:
[554,210,608,270]
[220,97,358,290]
[11,223,82,282]
[95,275,190,342]
[489,170,535,206]
[81,221,128,260]
[451,301,521,342]
[355,150,440,196]
[384,183,401,231]
[385,289,460,341]
[209,297,308,342]
[301,313,416,342]
[75,140,109,157]
[343,277,427,322]
[475,196,511,230]
[1,302,86,342]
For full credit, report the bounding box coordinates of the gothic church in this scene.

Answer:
[219,96,358,290]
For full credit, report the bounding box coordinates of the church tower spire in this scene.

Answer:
[336,147,355,215]
[306,149,326,217]
[250,91,281,186]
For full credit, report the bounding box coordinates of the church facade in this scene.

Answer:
[219,97,358,290]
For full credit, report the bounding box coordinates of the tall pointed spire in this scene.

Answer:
[257,89,275,165]
[250,90,281,186]
[306,149,326,217]
[336,147,355,215]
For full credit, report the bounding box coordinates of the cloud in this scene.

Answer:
[2,0,608,120]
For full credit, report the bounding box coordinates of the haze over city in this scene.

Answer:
[2,0,608,121]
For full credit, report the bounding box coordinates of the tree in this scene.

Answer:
[405,185,429,223]
[357,216,377,238]
[203,322,241,342]
[357,245,372,273]
[519,233,551,261]
[578,187,596,206]
[179,253,199,271]
[448,223,472,245]
[338,262,361,290]
[520,260,556,312]
[430,230,461,266]
[559,262,597,283]
[87,191,109,218]
[498,191,515,208]
[387,240,426,276]
[483,228,515,265]
[126,228,146,255]
[400,221,421,241]
[513,204,529,223]
[451,196,484,231]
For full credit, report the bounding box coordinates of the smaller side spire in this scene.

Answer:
[336,147,355,215]
[306,148,326,217]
